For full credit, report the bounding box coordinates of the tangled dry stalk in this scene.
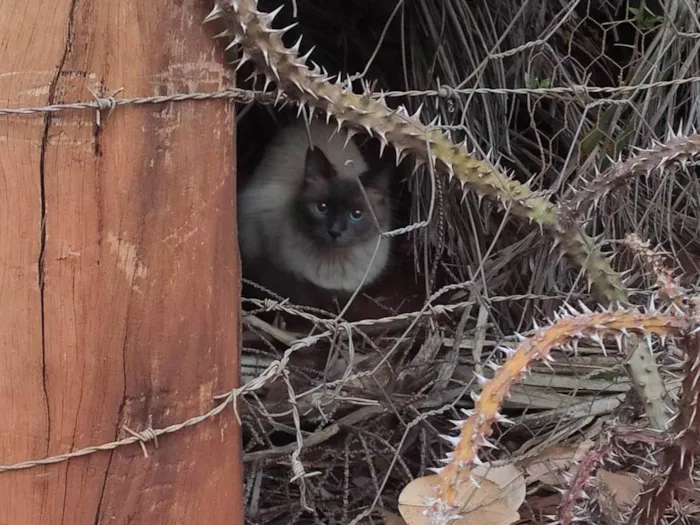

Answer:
[207,0,700,523]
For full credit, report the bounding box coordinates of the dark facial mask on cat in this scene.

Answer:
[293,146,391,247]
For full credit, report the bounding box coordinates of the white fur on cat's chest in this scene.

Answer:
[276,229,391,292]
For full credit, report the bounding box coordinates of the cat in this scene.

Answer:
[237,118,393,308]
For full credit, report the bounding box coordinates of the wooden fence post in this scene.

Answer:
[0,1,243,524]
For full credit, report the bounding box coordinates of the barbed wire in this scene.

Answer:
[0,276,515,473]
[382,76,700,99]
[0,246,583,475]
[3,75,700,122]
[0,87,279,118]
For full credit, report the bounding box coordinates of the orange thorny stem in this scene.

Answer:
[436,310,692,506]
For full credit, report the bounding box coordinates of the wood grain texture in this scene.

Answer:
[0,1,243,524]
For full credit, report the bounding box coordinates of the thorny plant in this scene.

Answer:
[208,0,627,303]
[417,299,699,524]
[204,0,700,523]
[547,237,700,525]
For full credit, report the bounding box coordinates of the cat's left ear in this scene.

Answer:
[359,167,392,193]
[304,146,335,182]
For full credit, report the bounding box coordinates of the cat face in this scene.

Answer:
[293,146,392,248]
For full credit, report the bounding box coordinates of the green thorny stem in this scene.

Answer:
[206,0,627,303]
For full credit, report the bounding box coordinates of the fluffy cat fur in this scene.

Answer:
[238,118,393,305]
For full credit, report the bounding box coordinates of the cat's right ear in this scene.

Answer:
[304,147,335,182]
[359,166,392,194]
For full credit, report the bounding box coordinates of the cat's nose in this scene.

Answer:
[328,229,341,241]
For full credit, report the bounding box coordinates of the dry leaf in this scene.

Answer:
[383,510,408,525]
[595,470,643,525]
[471,463,527,510]
[521,440,594,487]
[596,470,643,507]
[398,464,525,525]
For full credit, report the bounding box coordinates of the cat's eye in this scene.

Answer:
[315,202,328,214]
[349,209,364,221]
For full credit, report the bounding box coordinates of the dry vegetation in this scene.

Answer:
[208,0,700,523]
